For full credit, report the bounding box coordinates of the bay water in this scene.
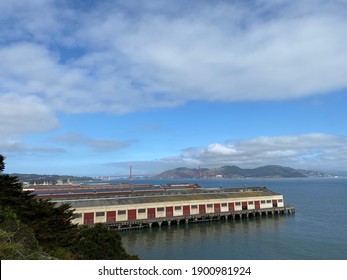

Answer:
[117,178,347,260]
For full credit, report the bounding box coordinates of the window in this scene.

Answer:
[235,202,241,206]
[261,200,266,204]
[75,213,82,218]
[221,203,227,207]
[191,205,197,209]
[175,206,181,211]
[157,207,164,212]
[118,210,126,215]
[207,204,213,208]
[267,200,271,203]
[96,212,105,217]
[138,209,146,213]
[278,199,283,203]
[248,201,254,205]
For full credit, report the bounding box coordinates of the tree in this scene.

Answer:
[73,223,138,260]
[27,199,78,250]
[0,154,77,257]
[0,208,52,259]
[0,154,4,172]
[0,154,137,259]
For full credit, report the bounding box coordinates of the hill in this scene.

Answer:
[153,165,321,179]
[10,173,97,184]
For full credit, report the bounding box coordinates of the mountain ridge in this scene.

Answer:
[153,165,338,179]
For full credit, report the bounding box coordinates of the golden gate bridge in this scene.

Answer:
[99,165,158,180]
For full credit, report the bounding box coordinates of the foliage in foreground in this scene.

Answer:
[0,154,138,260]
[74,223,138,260]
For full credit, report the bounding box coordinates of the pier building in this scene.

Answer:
[48,184,295,230]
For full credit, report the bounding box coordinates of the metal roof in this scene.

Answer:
[54,187,280,208]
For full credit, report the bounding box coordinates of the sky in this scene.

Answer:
[1,0,347,176]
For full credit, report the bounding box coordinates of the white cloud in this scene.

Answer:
[0,0,346,117]
[161,134,347,171]
[100,134,347,175]
[0,93,60,157]
[206,144,239,156]
[0,43,97,113]
[0,140,64,155]
[0,0,62,43]
[53,133,132,152]
[0,94,58,137]
[1,0,345,175]
[92,0,347,103]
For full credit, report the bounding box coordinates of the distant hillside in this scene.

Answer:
[153,165,325,179]
[296,169,339,178]
[10,173,97,184]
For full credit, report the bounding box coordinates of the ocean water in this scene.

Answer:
[117,178,347,260]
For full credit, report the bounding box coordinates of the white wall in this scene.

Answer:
[72,194,285,224]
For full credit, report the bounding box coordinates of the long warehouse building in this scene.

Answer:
[52,184,295,229]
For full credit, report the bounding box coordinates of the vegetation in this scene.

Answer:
[0,154,138,260]
[12,173,99,185]
[74,223,138,260]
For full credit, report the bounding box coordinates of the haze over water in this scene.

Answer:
[118,178,347,260]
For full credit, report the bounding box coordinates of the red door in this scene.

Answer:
[106,211,116,223]
[272,200,278,207]
[242,202,248,210]
[255,201,260,209]
[228,202,235,212]
[199,204,206,214]
[128,209,136,220]
[166,207,173,217]
[214,203,221,213]
[147,208,156,219]
[183,205,190,216]
[84,212,94,225]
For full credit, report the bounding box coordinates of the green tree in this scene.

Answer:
[0,173,33,213]
[0,208,52,259]
[0,154,77,257]
[0,154,5,172]
[0,154,136,259]
[22,198,78,250]
[73,223,138,260]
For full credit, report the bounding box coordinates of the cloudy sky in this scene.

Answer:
[1,0,346,176]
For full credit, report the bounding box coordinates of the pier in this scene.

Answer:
[51,183,295,231]
[108,205,295,231]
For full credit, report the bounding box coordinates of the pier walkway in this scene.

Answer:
[108,205,295,231]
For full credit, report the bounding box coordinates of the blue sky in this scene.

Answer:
[1,0,347,176]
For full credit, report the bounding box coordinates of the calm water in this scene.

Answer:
[116,178,347,260]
